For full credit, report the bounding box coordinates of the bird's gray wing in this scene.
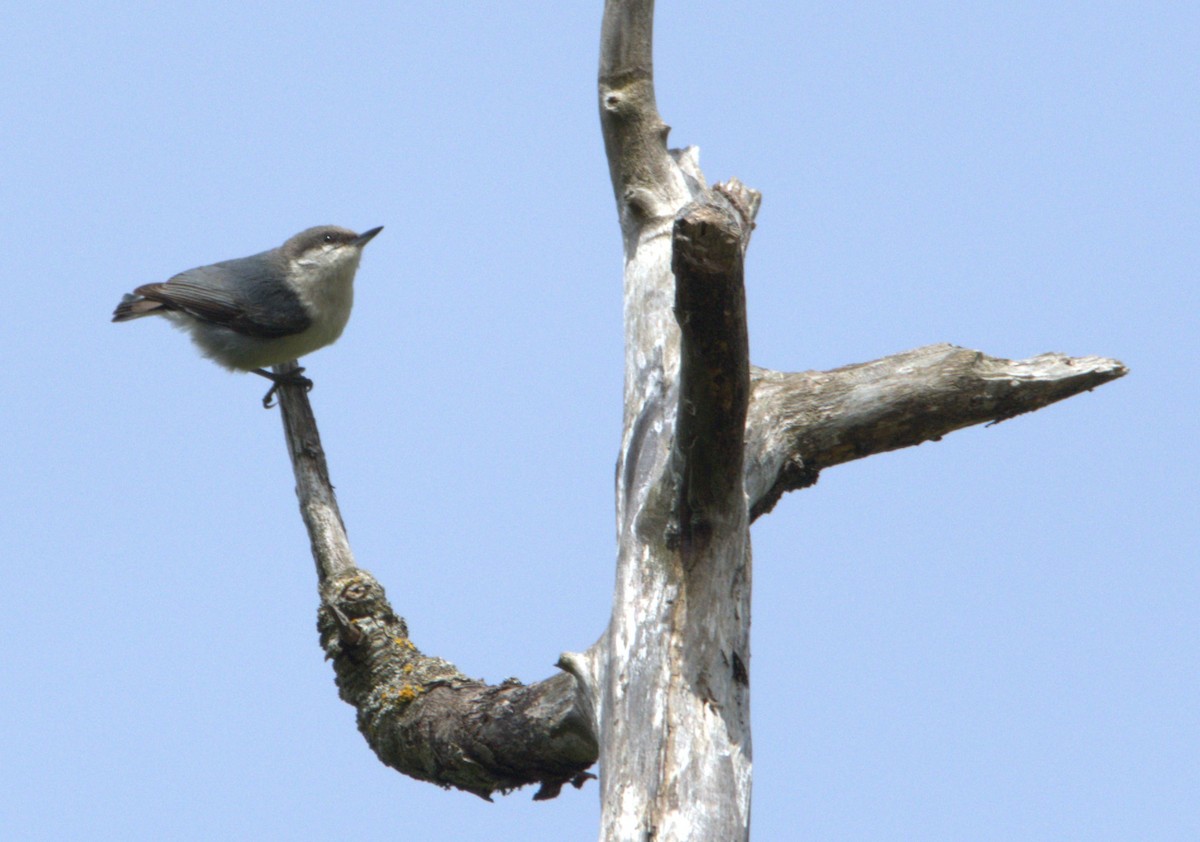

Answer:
[132,262,311,338]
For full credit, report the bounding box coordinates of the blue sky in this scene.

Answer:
[4,3,1196,839]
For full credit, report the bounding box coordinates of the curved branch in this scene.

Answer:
[598,0,686,232]
[273,366,597,800]
[744,344,1129,519]
[318,570,597,800]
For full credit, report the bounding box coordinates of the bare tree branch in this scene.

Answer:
[744,345,1129,519]
[272,363,597,800]
[262,5,1129,837]
[317,570,596,800]
[272,360,355,584]
[598,0,685,239]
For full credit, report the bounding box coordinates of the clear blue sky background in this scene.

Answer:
[4,3,1195,840]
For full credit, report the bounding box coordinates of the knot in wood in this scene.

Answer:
[320,569,405,634]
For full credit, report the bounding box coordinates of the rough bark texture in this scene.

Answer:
[573,2,1127,840]
[317,569,596,800]
[261,4,1127,838]
[578,3,762,838]
[744,346,1128,520]
[672,184,755,548]
[272,364,598,800]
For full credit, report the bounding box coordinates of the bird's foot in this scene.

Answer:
[252,367,313,408]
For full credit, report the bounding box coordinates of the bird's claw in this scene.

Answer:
[253,367,313,408]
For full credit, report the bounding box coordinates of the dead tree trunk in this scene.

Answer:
[268,2,1125,839]
[559,2,1126,839]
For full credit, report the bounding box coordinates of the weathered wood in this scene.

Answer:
[585,3,1128,840]
[273,360,356,583]
[273,364,597,800]
[263,4,1127,838]
[744,346,1128,519]
[317,569,596,800]
[588,1,761,838]
[671,184,755,549]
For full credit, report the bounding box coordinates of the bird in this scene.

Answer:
[113,225,382,406]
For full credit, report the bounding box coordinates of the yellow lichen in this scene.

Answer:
[378,682,424,708]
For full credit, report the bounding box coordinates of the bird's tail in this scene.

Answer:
[111,293,165,322]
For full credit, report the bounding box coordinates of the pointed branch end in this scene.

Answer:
[979,350,1128,422]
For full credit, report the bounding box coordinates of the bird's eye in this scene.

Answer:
[323,233,335,243]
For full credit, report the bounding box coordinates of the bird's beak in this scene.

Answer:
[354,226,384,247]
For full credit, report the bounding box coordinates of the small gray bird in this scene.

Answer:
[113,225,382,406]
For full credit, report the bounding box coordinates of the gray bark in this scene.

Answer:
[744,345,1128,520]
[567,1,1128,839]
[264,2,1126,838]
[272,361,598,801]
